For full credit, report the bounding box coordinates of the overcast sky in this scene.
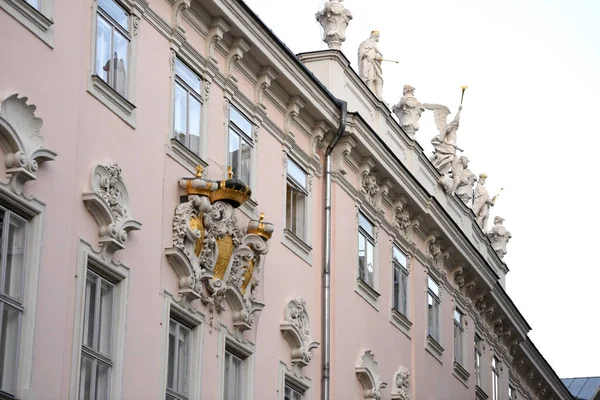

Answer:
[244,0,600,378]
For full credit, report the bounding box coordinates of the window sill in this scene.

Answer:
[0,0,54,48]
[355,278,380,310]
[167,138,209,175]
[282,229,312,265]
[475,385,489,400]
[238,196,259,220]
[452,361,470,387]
[425,335,444,364]
[390,308,412,339]
[88,75,136,128]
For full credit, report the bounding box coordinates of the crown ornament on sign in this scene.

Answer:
[247,212,274,240]
[180,165,252,208]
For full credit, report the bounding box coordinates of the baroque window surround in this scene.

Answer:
[355,204,381,310]
[278,361,312,400]
[159,292,205,400]
[0,93,55,399]
[0,0,54,47]
[389,241,412,338]
[69,239,130,400]
[355,350,387,400]
[87,0,142,128]
[281,148,316,265]
[218,326,255,400]
[167,41,214,175]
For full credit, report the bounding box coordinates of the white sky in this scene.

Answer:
[243,0,600,378]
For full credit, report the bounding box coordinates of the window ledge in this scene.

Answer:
[475,385,489,400]
[355,278,380,310]
[167,138,209,175]
[452,361,470,387]
[0,0,54,47]
[88,75,136,128]
[282,229,312,265]
[238,197,259,220]
[425,335,444,364]
[390,308,412,339]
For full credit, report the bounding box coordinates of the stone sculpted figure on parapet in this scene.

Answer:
[392,85,425,138]
[358,31,384,99]
[454,156,477,205]
[487,216,511,260]
[424,103,463,175]
[472,173,495,230]
[316,0,353,50]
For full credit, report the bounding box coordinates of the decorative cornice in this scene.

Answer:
[255,66,277,108]
[226,37,250,78]
[206,17,230,64]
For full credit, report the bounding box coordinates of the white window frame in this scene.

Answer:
[278,361,311,400]
[390,244,412,337]
[218,328,254,400]
[227,104,254,184]
[70,240,129,400]
[0,184,46,400]
[355,211,380,309]
[425,274,444,362]
[0,0,54,47]
[491,356,500,400]
[475,333,483,388]
[160,293,204,400]
[453,308,465,365]
[87,0,139,127]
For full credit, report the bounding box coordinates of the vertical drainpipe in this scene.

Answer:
[322,99,347,400]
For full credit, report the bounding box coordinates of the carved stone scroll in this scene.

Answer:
[280,297,319,370]
[356,350,387,400]
[391,366,411,400]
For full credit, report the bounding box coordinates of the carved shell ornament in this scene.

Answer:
[165,165,274,331]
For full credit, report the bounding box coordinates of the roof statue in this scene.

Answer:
[472,173,497,230]
[454,156,477,206]
[358,31,384,99]
[316,0,353,50]
[392,85,425,138]
[487,216,511,260]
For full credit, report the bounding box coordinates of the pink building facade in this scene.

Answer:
[0,0,571,399]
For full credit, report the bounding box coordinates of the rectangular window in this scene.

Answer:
[173,59,202,155]
[227,106,253,185]
[284,384,304,400]
[453,308,464,365]
[95,0,130,98]
[25,0,40,10]
[285,159,308,240]
[392,246,408,316]
[79,270,115,400]
[427,276,440,342]
[0,207,28,395]
[358,213,375,288]
[223,350,244,400]
[475,334,482,387]
[166,319,191,400]
[492,356,499,400]
[509,385,517,400]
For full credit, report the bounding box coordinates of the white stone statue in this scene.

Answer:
[424,103,463,175]
[454,156,477,205]
[358,31,384,99]
[487,216,511,259]
[472,173,495,229]
[392,85,425,138]
[315,0,353,50]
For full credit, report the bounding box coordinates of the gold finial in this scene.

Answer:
[461,85,468,90]
[492,187,504,203]
[259,212,265,222]
[479,173,488,179]
[460,85,468,106]
[371,30,380,35]
[195,164,204,178]
[227,165,233,179]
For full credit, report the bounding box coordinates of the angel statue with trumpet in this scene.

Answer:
[424,86,468,175]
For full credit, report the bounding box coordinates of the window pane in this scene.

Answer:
[286,184,306,239]
[112,31,129,97]
[230,106,252,137]
[228,130,240,180]
[454,309,462,324]
[95,16,112,83]
[98,280,114,356]
[0,304,20,394]
[95,361,111,400]
[358,234,366,281]
[177,325,190,395]
[427,277,439,296]
[98,0,128,30]
[188,95,201,154]
[358,213,373,237]
[83,274,98,349]
[365,241,374,287]
[175,60,201,94]
[392,246,406,268]
[240,138,252,185]
[400,270,408,315]
[78,355,94,400]
[26,0,40,10]
[393,266,399,311]
[5,212,27,299]
[287,159,307,188]
[174,83,187,142]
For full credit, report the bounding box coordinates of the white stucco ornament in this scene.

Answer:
[165,166,274,331]
[0,94,57,195]
[315,0,353,50]
[391,366,411,400]
[356,350,387,400]
[280,297,319,370]
[424,103,463,175]
[487,216,511,259]
[358,31,384,99]
[82,162,142,260]
[392,85,425,138]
